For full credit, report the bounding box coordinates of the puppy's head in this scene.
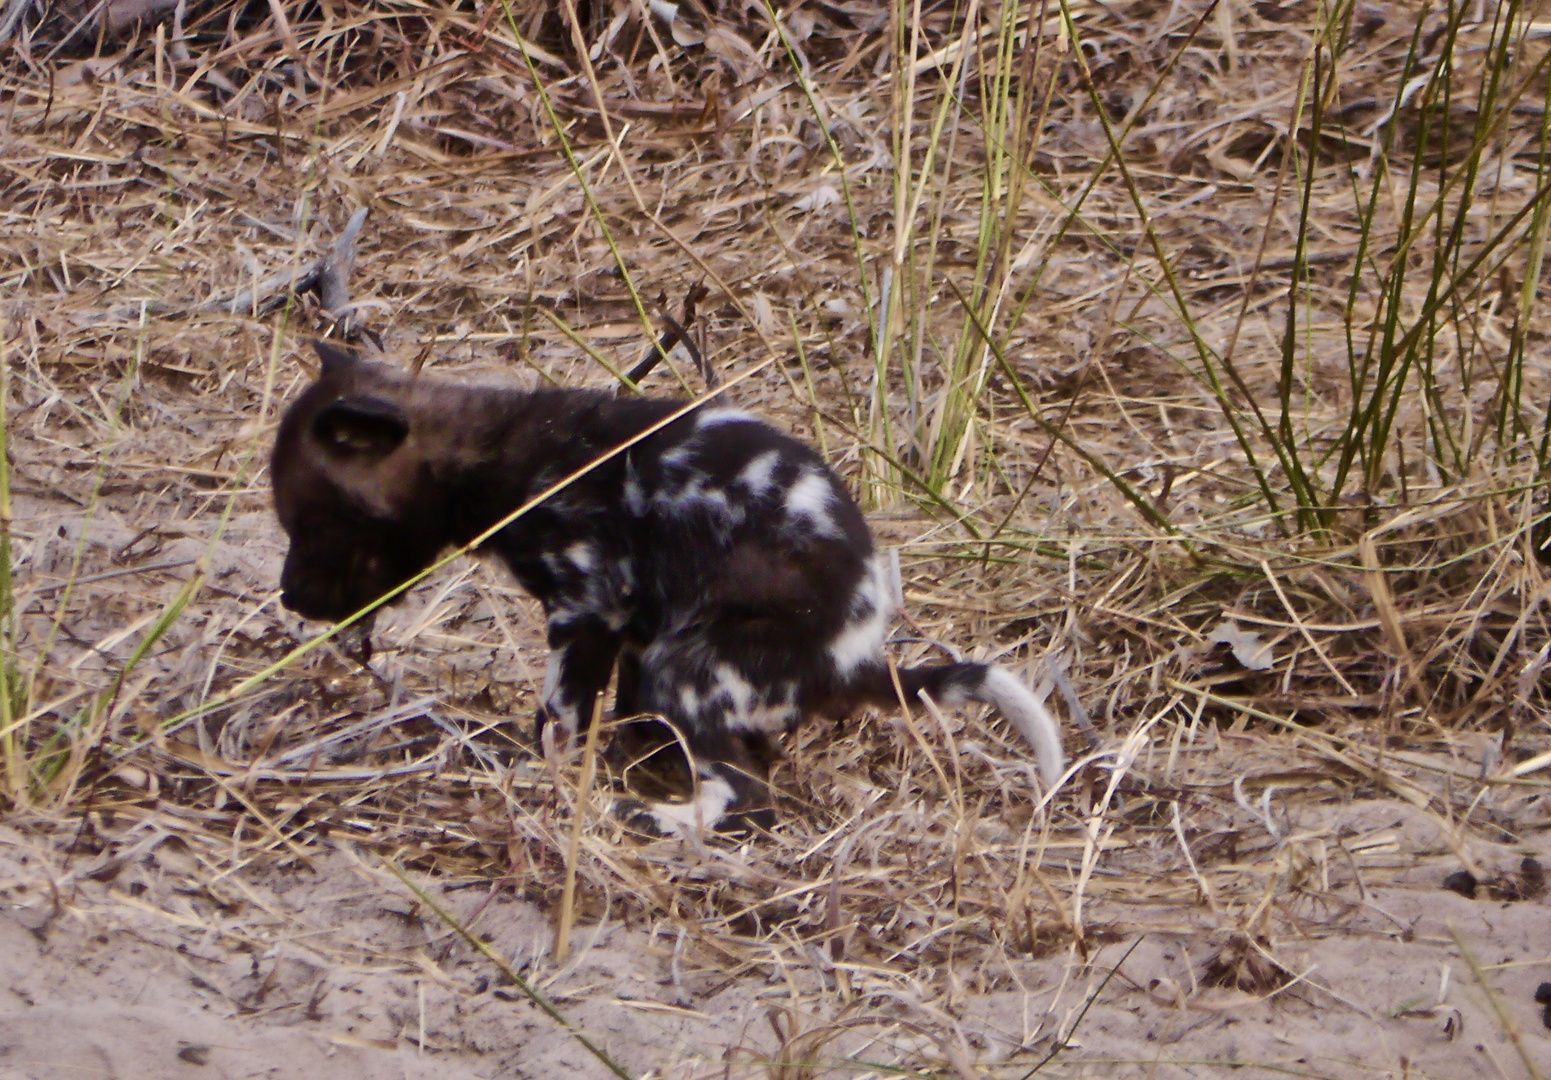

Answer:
[270,341,449,623]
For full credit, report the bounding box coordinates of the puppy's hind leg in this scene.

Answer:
[615,729,775,838]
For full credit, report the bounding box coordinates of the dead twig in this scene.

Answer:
[620,283,713,393]
[94,207,369,326]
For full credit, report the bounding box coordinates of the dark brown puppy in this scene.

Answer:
[270,342,1066,834]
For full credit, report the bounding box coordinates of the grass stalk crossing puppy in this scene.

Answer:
[271,341,1066,834]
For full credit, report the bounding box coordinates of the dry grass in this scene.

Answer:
[2,0,1550,1076]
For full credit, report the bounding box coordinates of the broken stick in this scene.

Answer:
[92,207,369,329]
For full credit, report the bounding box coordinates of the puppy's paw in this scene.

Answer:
[608,794,774,839]
[610,797,677,838]
[537,712,579,760]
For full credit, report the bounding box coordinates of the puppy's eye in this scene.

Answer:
[331,428,375,451]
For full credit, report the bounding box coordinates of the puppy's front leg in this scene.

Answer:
[536,614,623,752]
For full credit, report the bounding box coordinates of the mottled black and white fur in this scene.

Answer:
[271,341,1065,834]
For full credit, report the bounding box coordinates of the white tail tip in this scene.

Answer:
[979,665,1067,790]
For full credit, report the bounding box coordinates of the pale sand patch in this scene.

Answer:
[3,805,1545,1080]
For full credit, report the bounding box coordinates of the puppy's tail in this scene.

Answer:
[859,662,1067,791]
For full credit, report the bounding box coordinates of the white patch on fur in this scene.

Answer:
[623,464,646,516]
[977,666,1066,790]
[939,681,973,706]
[658,477,739,521]
[547,604,583,629]
[711,663,754,715]
[660,443,697,469]
[679,684,701,716]
[737,703,798,733]
[783,471,838,536]
[827,556,894,677]
[736,450,782,497]
[696,407,752,429]
[551,592,627,632]
[644,775,737,836]
[724,680,800,734]
[565,541,596,573]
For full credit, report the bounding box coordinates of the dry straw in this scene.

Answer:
[1,0,1549,1074]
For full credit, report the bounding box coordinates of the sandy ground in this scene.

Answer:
[4,800,1548,1080]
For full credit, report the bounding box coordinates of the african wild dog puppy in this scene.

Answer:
[270,341,1066,834]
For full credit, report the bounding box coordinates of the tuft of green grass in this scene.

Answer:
[0,320,197,807]
[1317,0,1551,516]
[761,0,1551,541]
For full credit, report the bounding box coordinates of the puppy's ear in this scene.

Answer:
[313,396,409,458]
[312,338,361,378]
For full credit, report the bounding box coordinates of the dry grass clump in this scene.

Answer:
[2,0,1551,1074]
